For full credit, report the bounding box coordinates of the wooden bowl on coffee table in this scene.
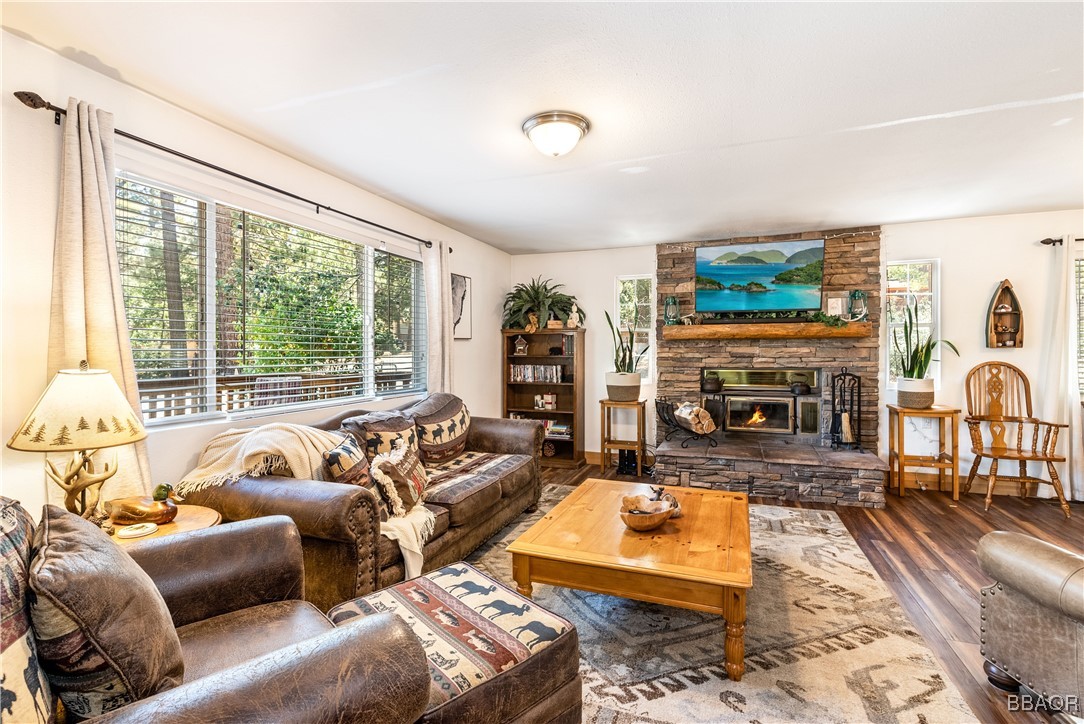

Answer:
[620,506,673,531]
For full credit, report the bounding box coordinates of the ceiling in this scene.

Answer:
[4,2,1082,254]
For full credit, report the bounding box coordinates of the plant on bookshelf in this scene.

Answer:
[501,277,586,328]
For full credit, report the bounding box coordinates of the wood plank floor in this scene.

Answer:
[542,463,1084,723]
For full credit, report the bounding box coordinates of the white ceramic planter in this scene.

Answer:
[897,377,935,409]
[605,372,642,402]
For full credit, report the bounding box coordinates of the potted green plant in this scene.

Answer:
[501,277,584,329]
[604,311,649,401]
[893,303,959,408]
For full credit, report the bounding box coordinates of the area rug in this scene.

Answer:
[466,484,976,724]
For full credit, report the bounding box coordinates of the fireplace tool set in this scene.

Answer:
[830,367,862,451]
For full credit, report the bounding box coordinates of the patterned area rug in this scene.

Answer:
[467,485,976,723]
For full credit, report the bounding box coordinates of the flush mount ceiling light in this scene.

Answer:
[522,111,590,157]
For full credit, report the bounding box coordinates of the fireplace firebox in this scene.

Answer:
[725,397,794,434]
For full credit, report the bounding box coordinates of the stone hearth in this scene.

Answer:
[655,435,889,508]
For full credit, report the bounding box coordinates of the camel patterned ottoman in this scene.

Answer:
[329,562,582,723]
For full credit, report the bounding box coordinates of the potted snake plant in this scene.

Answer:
[893,303,959,408]
[604,311,649,401]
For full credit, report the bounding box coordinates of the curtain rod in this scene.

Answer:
[14,91,438,250]
[1040,237,1084,246]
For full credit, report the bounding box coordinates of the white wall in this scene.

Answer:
[1,32,510,512]
[510,246,657,456]
[880,209,1083,493]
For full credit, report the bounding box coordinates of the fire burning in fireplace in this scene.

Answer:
[724,397,795,434]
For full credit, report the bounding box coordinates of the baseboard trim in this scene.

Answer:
[897,471,1053,497]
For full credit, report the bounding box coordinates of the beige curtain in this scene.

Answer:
[1039,235,1083,500]
[422,241,453,393]
[47,98,152,505]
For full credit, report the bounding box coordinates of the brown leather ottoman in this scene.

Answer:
[329,562,582,723]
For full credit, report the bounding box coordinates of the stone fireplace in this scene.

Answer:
[654,227,888,507]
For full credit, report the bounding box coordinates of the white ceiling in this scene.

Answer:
[4,2,1082,254]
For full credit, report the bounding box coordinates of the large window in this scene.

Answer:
[616,275,654,378]
[116,175,425,422]
[885,260,941,385]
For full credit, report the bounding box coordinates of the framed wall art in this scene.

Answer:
[451,273,472,339]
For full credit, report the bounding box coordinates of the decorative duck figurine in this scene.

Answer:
[106,483,183,525]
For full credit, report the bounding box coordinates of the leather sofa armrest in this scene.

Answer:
[466,416,543,458]
[182,475,381,545]
[977,531,1084,622]
[126,516,304,628]
[95,613,430,724]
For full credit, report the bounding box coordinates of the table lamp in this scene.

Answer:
[7,361,147,519]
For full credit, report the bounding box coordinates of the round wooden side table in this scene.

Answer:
[114,504,221,546]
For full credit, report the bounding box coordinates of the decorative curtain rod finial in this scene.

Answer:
[1039,237,1064,246]
[15,91,48,109]
[15,91,63,124]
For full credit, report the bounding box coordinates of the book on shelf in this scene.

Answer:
[508,364,564,383]
[506,415,572,439]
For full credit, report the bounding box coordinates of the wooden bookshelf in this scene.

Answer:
[502,328,586,469]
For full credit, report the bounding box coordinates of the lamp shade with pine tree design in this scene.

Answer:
[6,364,146,453]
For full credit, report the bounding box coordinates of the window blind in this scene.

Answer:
[116,179,210,419]
[1076,258,1084,394]
[117,175,426,422]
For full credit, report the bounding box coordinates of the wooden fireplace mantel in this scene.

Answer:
[661,322,872,341]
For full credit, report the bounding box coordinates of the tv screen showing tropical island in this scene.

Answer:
[695,239,825,313]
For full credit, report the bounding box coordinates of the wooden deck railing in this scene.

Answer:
[138,370,419,420]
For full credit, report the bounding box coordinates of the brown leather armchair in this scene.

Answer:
[98,516,431,723]
[977,531,1083,719]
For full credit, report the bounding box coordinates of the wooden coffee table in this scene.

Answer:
[508,478,752,680]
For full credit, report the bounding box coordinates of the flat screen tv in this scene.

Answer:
[695,239,825,314]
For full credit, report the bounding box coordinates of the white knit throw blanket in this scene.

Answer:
[176,423,346,495]
[381,504,437,580]
[176,421,435,578]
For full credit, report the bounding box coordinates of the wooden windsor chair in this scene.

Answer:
[963,362,1070,518]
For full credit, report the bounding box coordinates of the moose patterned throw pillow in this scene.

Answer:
[409,393,471,464]
[323,436,387,521]
[341,411,418,461]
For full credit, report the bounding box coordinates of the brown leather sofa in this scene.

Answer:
[185,394,544,611]
[977,531,1084,719]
